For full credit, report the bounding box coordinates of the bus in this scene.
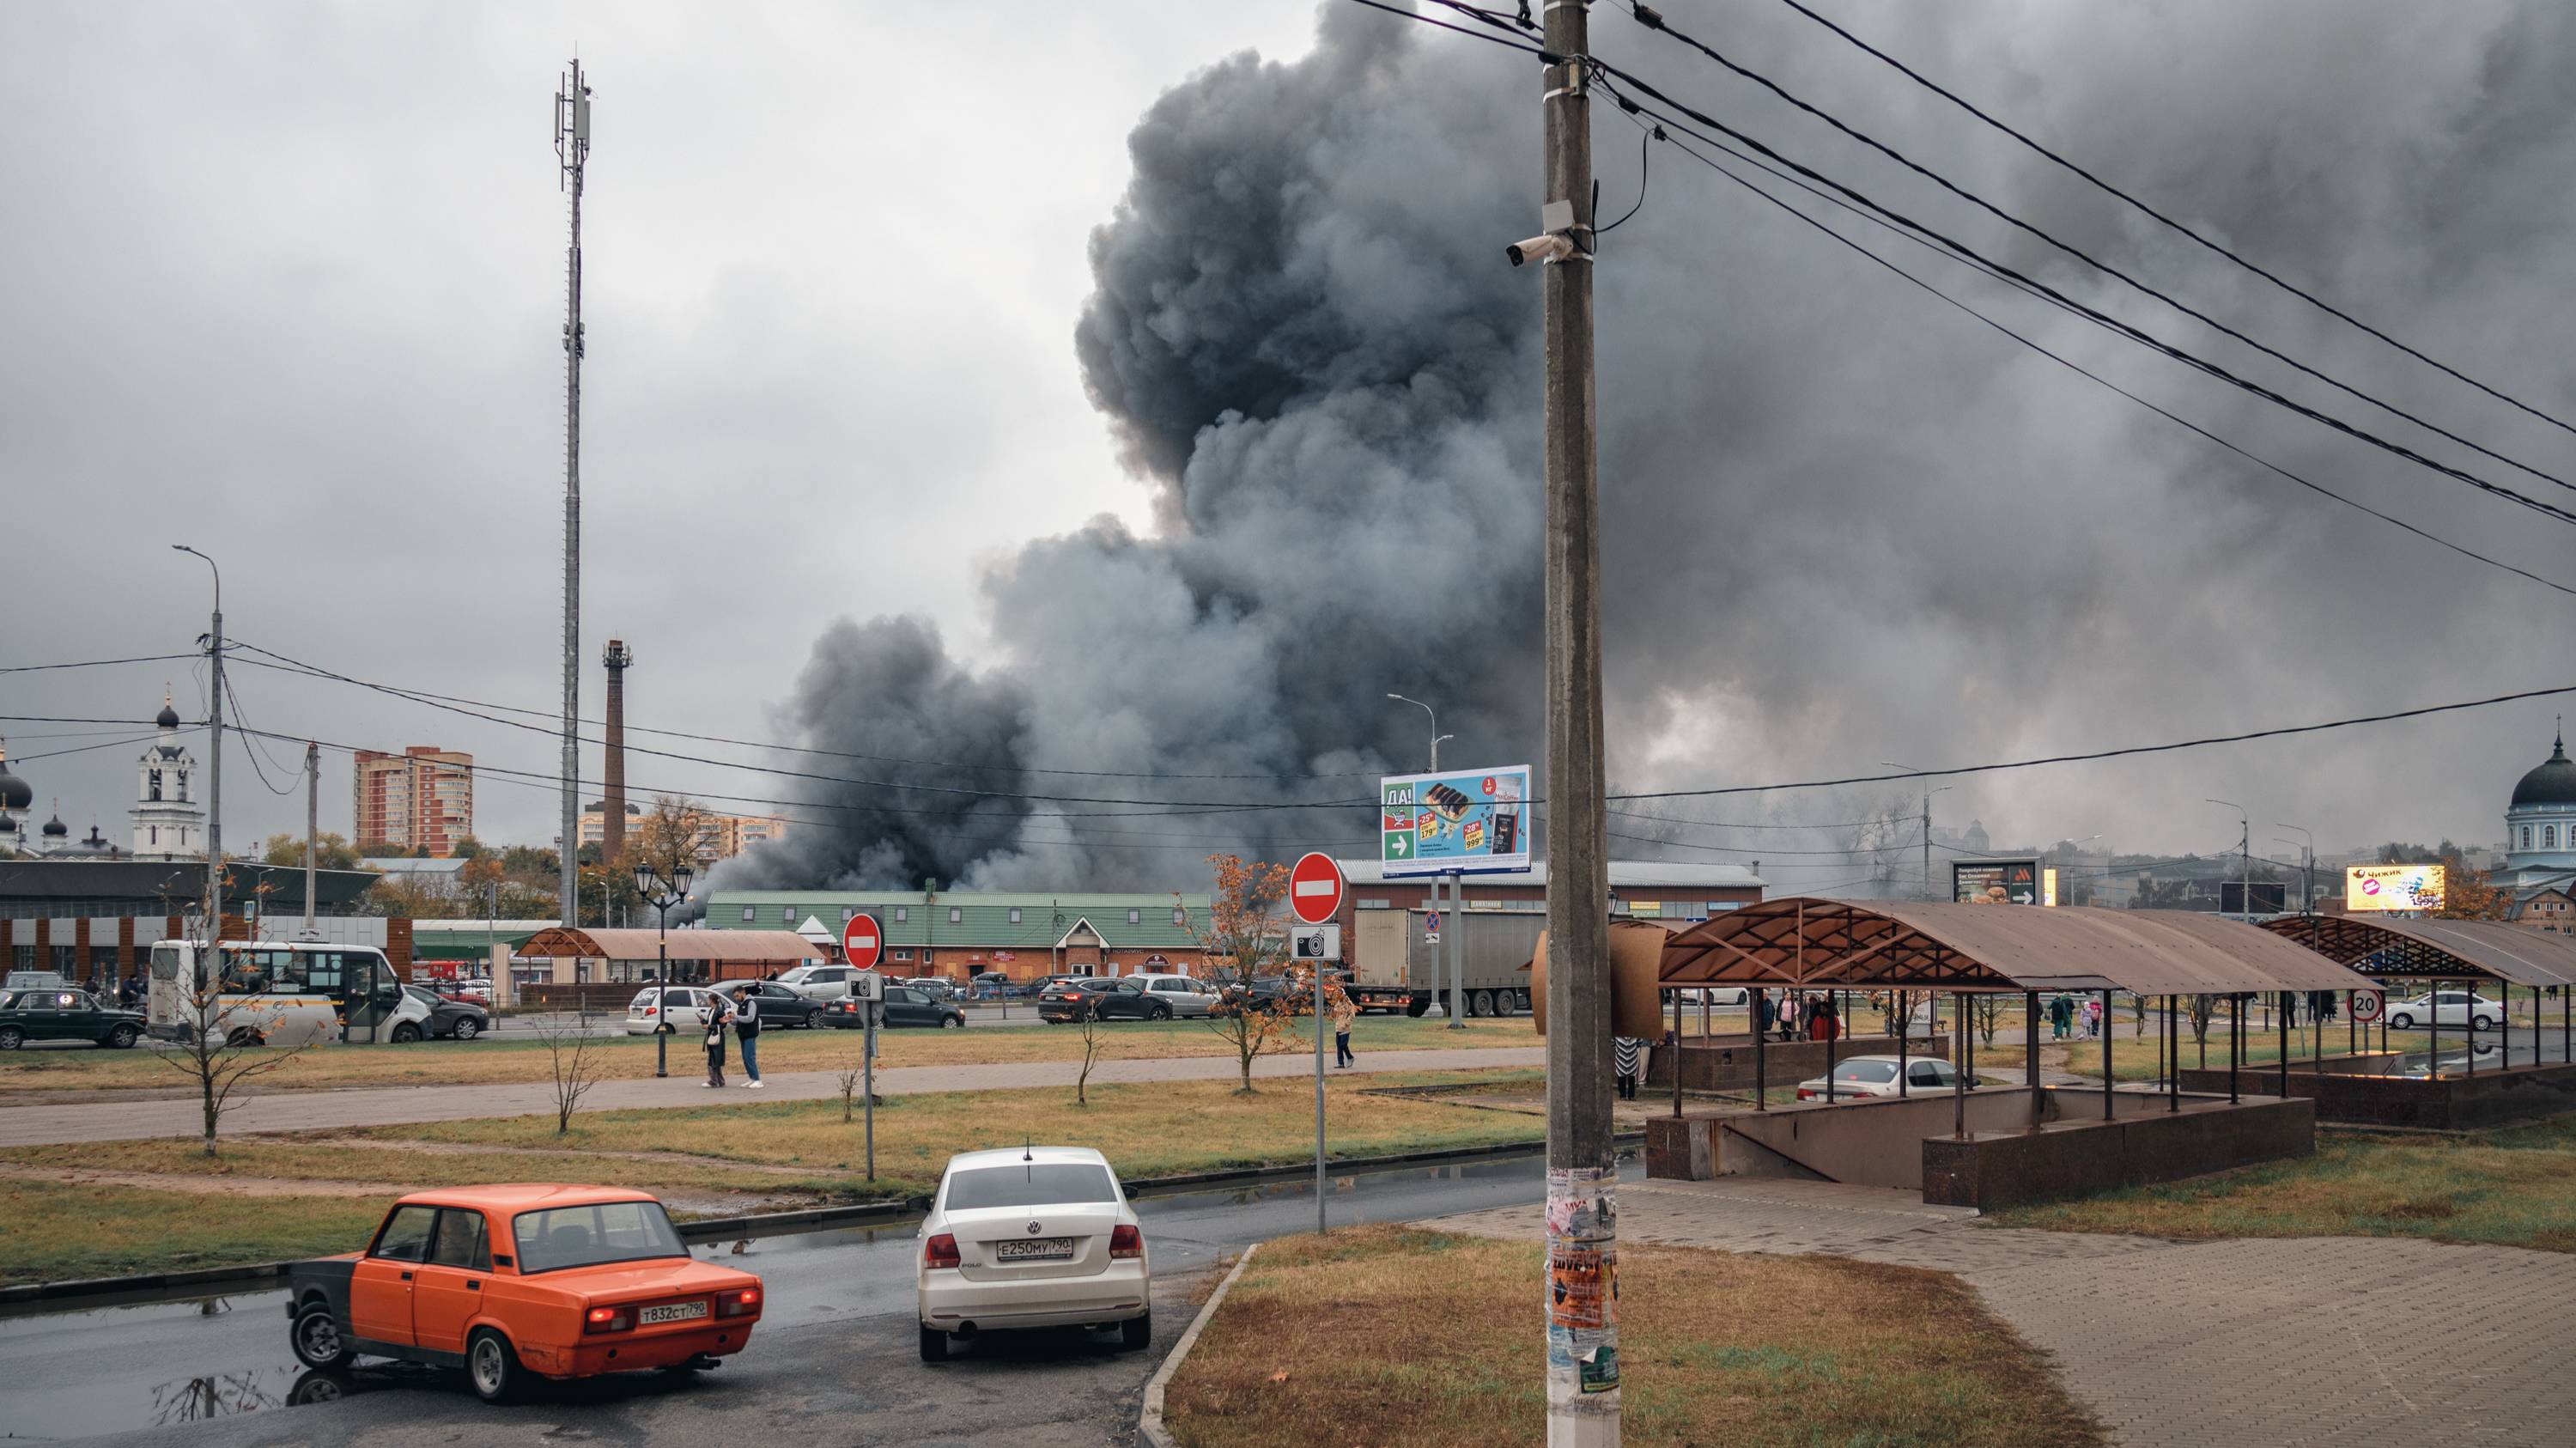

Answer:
[147,939,433,1046]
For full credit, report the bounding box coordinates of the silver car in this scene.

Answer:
[1127,973,1217,1018]
[775,964,871,1001]
[914,1147,1151,1362]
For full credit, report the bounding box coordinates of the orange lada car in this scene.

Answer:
[285,1183,763,1402]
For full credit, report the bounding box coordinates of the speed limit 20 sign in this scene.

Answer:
[2350,989,2385,1024]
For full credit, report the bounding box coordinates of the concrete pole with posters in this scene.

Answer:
[303,742,319,936]
[1537,4,1618,1439]
[173,546,223,970]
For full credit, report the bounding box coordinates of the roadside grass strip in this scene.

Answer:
[0,1072,1543,1285]
[1987,1114,2576,1250]
[0,1014,1534,1098]
[1159,1225,2105,1448]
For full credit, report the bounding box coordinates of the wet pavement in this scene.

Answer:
[0,1149,1631,1444]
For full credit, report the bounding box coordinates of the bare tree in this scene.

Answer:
[2186,994,2221,1067]
[529,1009,604,1135]
[1073,998,1110,1106]
[155,926,319,1158]
[838,1059,865,1123]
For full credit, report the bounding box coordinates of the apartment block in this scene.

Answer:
[352,746,475,856]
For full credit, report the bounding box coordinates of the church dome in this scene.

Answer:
[40,812,66,838]
[2512,734,2576,808]
[0,757,30,812]
[155,699,181,729]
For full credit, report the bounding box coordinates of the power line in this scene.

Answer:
[9,731,185,764]
[1750,0,2576,443]
[0,651,204,675]
[1579,67,2576,530]
[1612,3,2576,502]
[224,643,1380,783]
[1607,105,2576,600]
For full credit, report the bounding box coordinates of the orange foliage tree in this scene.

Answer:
[1184,855,1348,1092]
[2433,855,2512,921]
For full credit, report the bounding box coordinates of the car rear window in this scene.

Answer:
[1834,1060,1900,1083]
[945,1163,1118,1210]
[513,1201,688,1273]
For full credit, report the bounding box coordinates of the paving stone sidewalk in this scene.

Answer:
[1420,1177,2576,1446]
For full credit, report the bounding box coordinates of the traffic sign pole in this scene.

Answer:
[1290,852,1344,1237]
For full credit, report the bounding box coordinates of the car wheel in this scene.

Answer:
[291,1304,353,1371]
[106,1023,140,1049]
[943,1014,963,1029]
[466,1329,523,1404]
[2389,1013,2415,1031]
[0,1026,24,1051]
[1149,1002,1172,1021]
[919,1323,950,1363]
[226,1027,264,1049]
[389,1023,422,1044]
[1121,1311,1152,1352]
[452,1018,481,1041]
[1473,990,1496,1018]
[2474,1015,2495,1033]
[288,1372,348,1406]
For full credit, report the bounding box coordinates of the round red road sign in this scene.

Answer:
[2350,988,2384,1024]
[841,912,884,970]
[1289,851,1346,926]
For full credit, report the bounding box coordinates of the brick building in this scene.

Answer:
[0,858,410,990]
[704,888,1216,981]
[352,746,475,856]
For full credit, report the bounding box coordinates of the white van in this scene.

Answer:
[146,940,434,1046]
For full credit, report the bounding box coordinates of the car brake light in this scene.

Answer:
[585,1305,634,1334]
[642,1005,658,1016]
[1109,1225,1143,1260]
[717,1287,762,1318]
[925,1233,961,1270]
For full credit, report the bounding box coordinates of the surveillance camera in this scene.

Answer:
[1507,233,1577,267]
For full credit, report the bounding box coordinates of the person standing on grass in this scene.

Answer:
[703,992,732,1088]
[735,985,765,1089]
[1333,994,1357,1069]
[1613,1034,1643,1100]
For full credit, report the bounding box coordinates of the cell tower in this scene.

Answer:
[554,59,592,927]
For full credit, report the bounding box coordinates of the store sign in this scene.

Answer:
[1380,766,1534,879]
[1953,859,2041,905]
[2347,864,2445,914]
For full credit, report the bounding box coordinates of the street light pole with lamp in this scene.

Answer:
[2275,824,2315,912]
[1388,694,1462,1028]
[634,859,695,1079]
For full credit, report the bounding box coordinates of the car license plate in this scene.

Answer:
[638,1300,708,1325]
[995,1237,1075,1262]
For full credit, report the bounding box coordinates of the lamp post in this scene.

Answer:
[635,859,695,1078]
[1388,694,1461,1029]
[2275,824,2314,912]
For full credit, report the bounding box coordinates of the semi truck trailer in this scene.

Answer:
[1346,908,1545,1018]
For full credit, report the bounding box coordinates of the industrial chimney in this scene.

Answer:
[602,639,630,863]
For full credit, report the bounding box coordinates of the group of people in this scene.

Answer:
[2045,993,2102,1040]
[690,990,765,1089]
[1753,991,1843,1043]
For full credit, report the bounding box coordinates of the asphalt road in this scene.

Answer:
[0,1152,1623,1446]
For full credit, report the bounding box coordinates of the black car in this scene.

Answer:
[0,989,146,1050]
[823,986,966,1029]
[399,986,489,1042]
[1038,977,1175,1023]
[717,981,825,1029]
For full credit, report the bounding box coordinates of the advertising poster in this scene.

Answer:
[1953,859,2041,905]
[1544,1165,1620,1399]
[1380,766,1534,878]
[2346,864,2445,913]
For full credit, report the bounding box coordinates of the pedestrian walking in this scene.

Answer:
[1754,990,1777,1041]
[1613,1035,1645,1100]
[1808,994,1839,1043]
[1333,995,1356,1068]
[2049,994,2073,1040]
[2081,997,2101,1040]
[734,986,765,1088]
[1779,994,1801,1042]
[702,993,732,1088]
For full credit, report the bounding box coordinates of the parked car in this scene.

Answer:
[402,985,490,1042]
[969,971,1019,1001]
[284,1184,763,1403]
[437,979,494,1007]
[775,964,873,1002]
[1674,987,1749,1007]
[1794,1055,1964,1100]
[1039,978,1179,1023]
[624,987,720,1037]
[2385,991,2504,1032]
[824,985,967,1030]
[707,980,825,1029]
[915,1147,1149,1362]
[1208,975,1299,1018]
[0,989,146,1050]
[904,977,964,1003]
[1127,973,1217,1018]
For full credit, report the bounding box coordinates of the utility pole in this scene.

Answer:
[173,547,223,957]
[1537,5,1618,1439]
[302,741,319,936]
[2277,825,2313,913]
[603,639,631,864]
[2208,799,2247,917]
[1882,764,1948,901]
[554,59,592,930]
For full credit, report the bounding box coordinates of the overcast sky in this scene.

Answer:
[4,1,2569,885]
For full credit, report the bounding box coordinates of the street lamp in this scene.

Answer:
[634,858,695,1078]
[1389,693,1461,1028]
[1385,694,1452,772]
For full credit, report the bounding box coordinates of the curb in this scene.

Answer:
[1137,1242,1258,1448]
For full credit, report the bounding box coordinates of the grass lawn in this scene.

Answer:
[0,1013,1534,1098]
[0,1070,1542,1285]
[1163,1226,2104,1448]
[1988,1115,2576,1252]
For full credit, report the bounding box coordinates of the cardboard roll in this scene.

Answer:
[1525,920,1674,1039]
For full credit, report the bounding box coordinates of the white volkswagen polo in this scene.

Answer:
[914,1146,1151,1362]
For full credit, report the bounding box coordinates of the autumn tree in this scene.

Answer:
[2432,856,2512,921]
[261,831,363,870]
[1187,855,1304,1093]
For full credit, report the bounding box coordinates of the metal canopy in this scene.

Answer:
[517,927,825,963]
[1657,897,2382,995]
[2258,914,2576,988]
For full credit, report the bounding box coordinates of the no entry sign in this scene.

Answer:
[2350,988,2385,1024]
[1290,852,1346,926]
[841,912,884,970]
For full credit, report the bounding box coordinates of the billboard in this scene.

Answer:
[2346,864,2445,914]
[2220,880,2289,916]
[1380,766,1533,879]
[1953,859,2041,905]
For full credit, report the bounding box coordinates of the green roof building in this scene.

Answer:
[702,889,1216,980]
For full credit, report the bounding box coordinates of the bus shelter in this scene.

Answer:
[1647,899,2378,1207]
[515,928,823,989]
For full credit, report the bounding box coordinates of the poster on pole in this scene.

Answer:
[1380,766,1533,879]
